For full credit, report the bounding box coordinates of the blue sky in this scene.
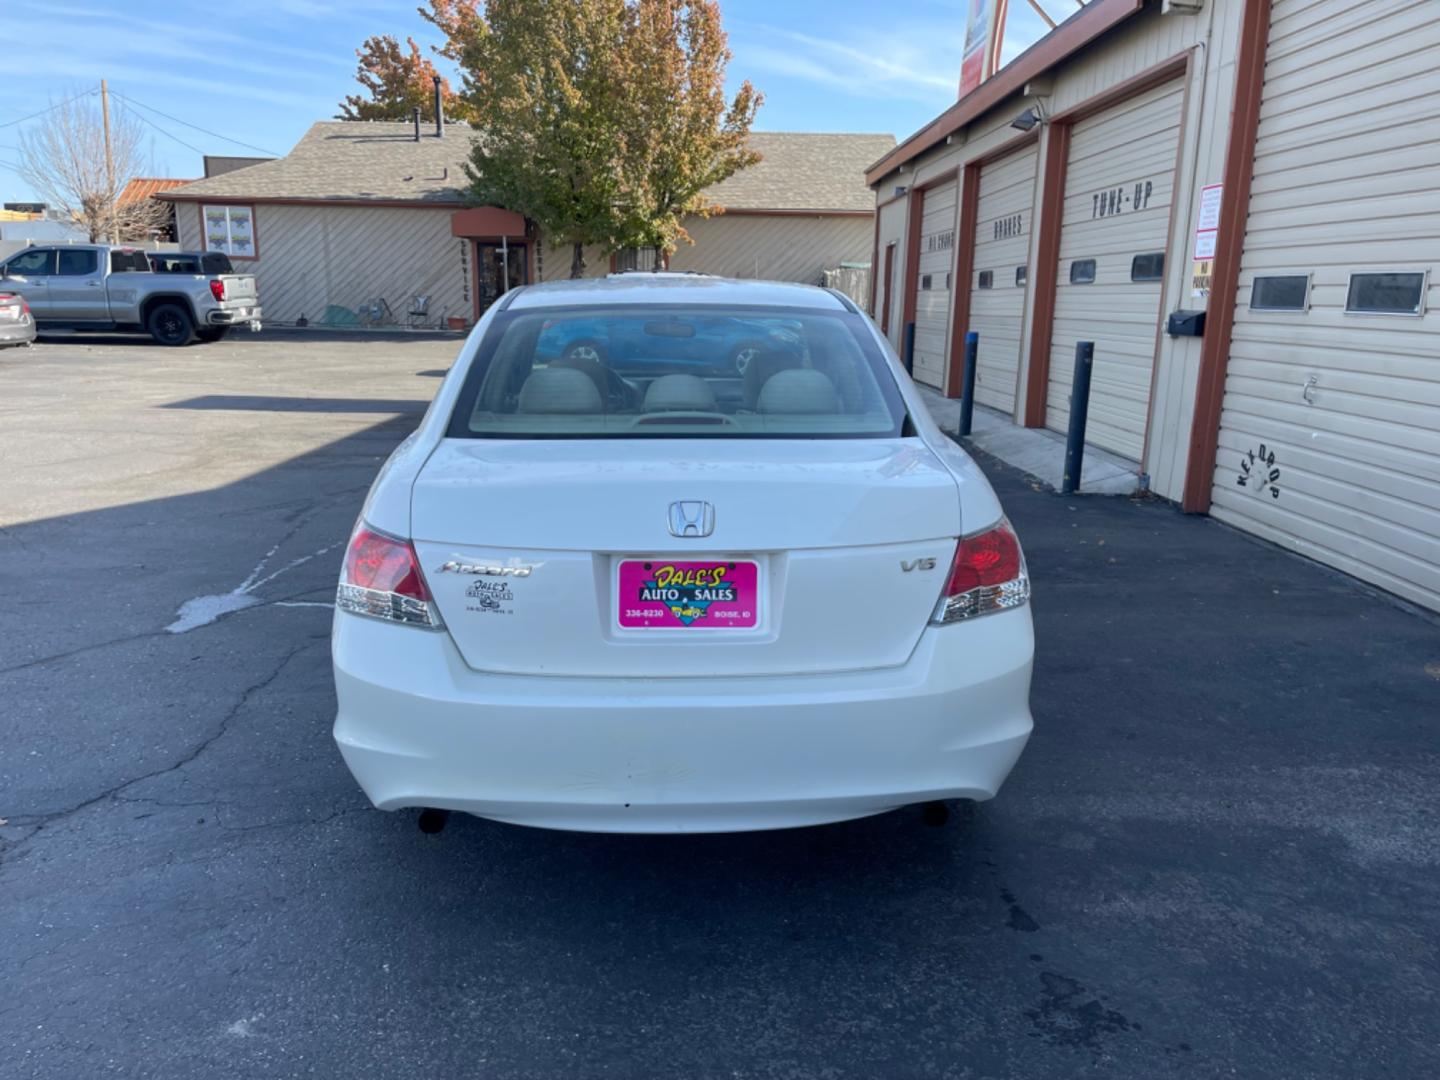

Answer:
[0,0,1064,203]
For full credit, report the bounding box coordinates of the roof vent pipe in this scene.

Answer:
[433,75,444,138]
[412,106,421,142]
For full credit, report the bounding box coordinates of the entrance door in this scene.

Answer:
[475,242,528,317]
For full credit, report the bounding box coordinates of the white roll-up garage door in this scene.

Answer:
[913,180,958,390]
[1210,0,1440,612]
[1046,79,1185,460]
[969,143,1040,414]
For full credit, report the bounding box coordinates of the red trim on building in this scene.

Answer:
[944,162,982,399]
[1021,121,1069,427]
[1182,0,1273,513]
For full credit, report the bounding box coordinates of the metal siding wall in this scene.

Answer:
[191,205,467,327]
[540,243,608,282]
[1046,79,1186,461]
[667,214,874,284]
[913,181,959,389]
[1211,0,1440,612]
[970,144,1040,412]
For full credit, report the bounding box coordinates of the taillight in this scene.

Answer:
[20,298,30,314]
[932,517,1029,624]
[209,279,226,302]
[335,524,444,629]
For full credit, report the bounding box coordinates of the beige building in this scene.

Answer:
[868,0,1439,613]
[157,123,892,329]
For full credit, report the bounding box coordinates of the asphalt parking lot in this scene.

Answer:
[2,330,1438,1079]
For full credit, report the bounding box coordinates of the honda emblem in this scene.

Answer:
[668,501,715,538]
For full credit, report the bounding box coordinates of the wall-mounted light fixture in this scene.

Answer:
[1011,96,1049,133]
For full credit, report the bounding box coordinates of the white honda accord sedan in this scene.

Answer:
[332,274,1033,833]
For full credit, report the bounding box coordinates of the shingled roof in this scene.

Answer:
[159,123,894,213]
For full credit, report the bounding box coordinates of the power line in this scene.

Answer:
[111,92,280,156]
[0,89,98,130]
[121,102,206,156]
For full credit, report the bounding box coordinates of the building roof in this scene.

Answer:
[707,132,896,213]
[158,122,895,213]
[118,177,195,205]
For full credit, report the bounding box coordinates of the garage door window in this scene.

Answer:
[1015,266,1027,286]
[1069,259,1096,284]
[1345,271,1427,315]
[978,270,993,289]
[1250,275,1310,312]
[1130,253,1164,282]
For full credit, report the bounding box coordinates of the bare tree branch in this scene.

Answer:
[18,91,160,243]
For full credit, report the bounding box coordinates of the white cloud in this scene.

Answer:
[732,20,961,106]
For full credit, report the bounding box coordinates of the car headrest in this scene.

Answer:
[756,368,842,415]
[517,367,604,414]
[643,373,717,413]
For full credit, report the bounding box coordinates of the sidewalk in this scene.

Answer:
[918,385,1140,495]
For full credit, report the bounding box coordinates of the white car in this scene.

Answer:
[332,275,1033,833]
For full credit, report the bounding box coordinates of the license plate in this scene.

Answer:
[618,559,759,629]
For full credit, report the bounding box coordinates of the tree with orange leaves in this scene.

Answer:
[415,0,761,277]
[336,35,464,123]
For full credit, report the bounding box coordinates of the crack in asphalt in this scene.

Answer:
[0,639,324,857]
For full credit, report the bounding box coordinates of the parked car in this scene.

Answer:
[332,274,1034,834]
[0,244,261,345]
[0,291,36,349]
[537,310,802,376]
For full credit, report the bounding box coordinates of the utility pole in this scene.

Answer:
[100,79,116,243]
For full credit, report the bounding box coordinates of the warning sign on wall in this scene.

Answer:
[1191,183,1223,299]
[1192,258,1214,300]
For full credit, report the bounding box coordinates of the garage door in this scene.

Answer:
[969,143,1039,414]
[913,180,958,390]
[1046,79,1185,460]
[1209,0,1440,612]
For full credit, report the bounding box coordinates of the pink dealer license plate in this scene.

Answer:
[617,559,759,629]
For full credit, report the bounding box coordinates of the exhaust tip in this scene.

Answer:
[417,808,450,834]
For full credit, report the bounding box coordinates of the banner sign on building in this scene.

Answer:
[959,0,1002,98]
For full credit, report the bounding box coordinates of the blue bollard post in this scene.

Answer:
[958,331,978,437]
[1061,341,1094,495]
[902,321,916,376]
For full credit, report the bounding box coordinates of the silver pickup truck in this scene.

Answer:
[0,244,261,345]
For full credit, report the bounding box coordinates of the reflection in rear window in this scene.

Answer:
[447,306,909,439]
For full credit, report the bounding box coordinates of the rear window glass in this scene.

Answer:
[56,249,99,276]
[203,253,234,274]
[110,250,151,273]
[447,305,908,440]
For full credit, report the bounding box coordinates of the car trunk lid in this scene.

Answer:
[410,438,961,678]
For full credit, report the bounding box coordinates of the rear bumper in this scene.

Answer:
[208,305,261,326]
[332,607,1034,833]
[0,316,35,345]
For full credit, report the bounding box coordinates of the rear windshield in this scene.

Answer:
[148,253,232,274]
[447,305,908,439]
